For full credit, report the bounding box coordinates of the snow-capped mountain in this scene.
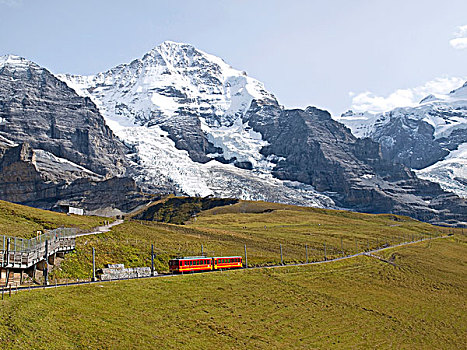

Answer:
[59,41,334,207]
[1,44,466,223]
[337,82,467,198]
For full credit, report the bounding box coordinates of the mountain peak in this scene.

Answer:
[0,54,43,71]
[141,40,229,73]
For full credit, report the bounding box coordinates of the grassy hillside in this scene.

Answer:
[0,235,465,349]
[131,196,238,224]
[0,200,108,238]
[53,200,456,280]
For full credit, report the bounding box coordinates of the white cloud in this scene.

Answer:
[449,25,467,50]
[349,77,466,113]
[0,0,22,6]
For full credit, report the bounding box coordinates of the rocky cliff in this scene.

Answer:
[0,55,129,178]
[245,103,465,224]
[0,142,148,215]
[0,55,150,215]
[338,82,467,198]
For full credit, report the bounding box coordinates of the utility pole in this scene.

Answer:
[324,243,327,261]
[92,247,96,282]
[201,243,204,255]
[151,244,155,277]
[341,237,344,256]
[244,244,248,268]
[305,244,308,264]
[280,244,283,265]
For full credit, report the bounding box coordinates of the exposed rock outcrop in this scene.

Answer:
[0,142,148,215]
[0,55,129,178]
[245,102,466,224]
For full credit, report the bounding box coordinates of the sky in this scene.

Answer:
[0,0,466,115]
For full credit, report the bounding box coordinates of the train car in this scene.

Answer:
[212,256,243,270]
[169,256,212,273]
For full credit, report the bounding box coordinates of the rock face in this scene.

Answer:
[0,55,150,215]
[0,55,129,178]
[338,83,467,198]
[0,142,148,215]
[245,103,465,223]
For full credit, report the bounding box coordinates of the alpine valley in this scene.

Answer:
[0,41,465,224]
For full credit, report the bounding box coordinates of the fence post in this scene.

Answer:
[244,244,248,268]
[91,247,96,282]
[6,238,10,266]
[305,244,308,264]
[44,239,48,286]
[280,244,283,265]
[151,244,155,277]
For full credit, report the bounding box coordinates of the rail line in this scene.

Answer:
[2,234,448,296]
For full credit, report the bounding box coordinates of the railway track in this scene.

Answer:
[2,235,448,295]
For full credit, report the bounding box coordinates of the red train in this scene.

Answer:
[169,256,243,273]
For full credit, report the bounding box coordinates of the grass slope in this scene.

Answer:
[0,236,465,349]
[0,200,107,238]
[54,200,456,280]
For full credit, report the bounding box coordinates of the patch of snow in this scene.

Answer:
[415,143,467,198]
[33,149,101,176]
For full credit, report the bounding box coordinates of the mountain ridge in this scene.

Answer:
[1,42,465,224]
